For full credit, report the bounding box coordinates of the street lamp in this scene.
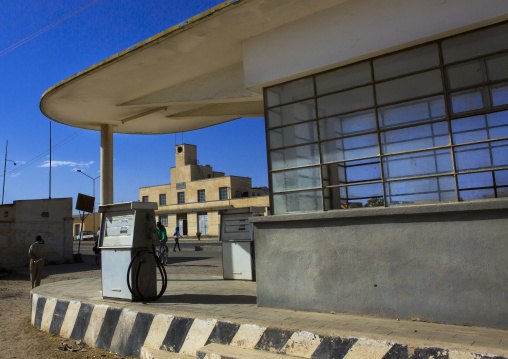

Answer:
[76,169,100,240]
[2,140,16,205]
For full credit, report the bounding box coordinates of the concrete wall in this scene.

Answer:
[0,198,73,268]
[251,200,508,329]
[243,0,508,90]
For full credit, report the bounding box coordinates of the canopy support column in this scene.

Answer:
[100,124,114,205]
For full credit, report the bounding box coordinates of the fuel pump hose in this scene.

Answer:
[126,248,167,302]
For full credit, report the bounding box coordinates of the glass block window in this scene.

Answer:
[142,196,149,202]
[264,22,508,215]
[219,187,229,200]
[198,189,206,203]
[159,214,168,226]
[159,194,166,206]
[177,192,185,204]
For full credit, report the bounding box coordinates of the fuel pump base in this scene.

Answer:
[98,202,158,301]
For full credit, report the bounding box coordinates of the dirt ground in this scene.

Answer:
[0,242,222,359]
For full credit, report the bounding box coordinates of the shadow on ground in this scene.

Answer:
[159,293,257,305]
[166,256,215,264]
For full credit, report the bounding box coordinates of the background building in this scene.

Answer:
[72,212,101,241]
[140,144,268,236]
[0,198,73,268]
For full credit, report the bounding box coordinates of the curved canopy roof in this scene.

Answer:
[40,0,341,134]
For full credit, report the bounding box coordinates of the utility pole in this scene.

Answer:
[2,141,16,205]
[77,170,100,240]
[49,121,52,199]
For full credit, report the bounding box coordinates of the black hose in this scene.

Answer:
[127,248,167,302]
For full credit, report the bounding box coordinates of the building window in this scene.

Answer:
[198,189,206,202]
[142,196,149,202]
[160,214,168,226]
[177,192,185,204]
[159,194,166,206]
[219,187,228,200]
[264,22,508,215]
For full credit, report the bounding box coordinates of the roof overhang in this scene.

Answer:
[40,0,346,134]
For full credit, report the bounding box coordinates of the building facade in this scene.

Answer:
[249,5,508,329]
[139,144,268,236]
[72,212,101,241]
[0,198,73,268]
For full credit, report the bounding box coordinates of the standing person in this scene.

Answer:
[157,221,167,249]
[92,239,101,266]
[28,235,48,289]
[173,226,182,252]
[93,226,102,266]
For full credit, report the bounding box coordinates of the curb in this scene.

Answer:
[30,293,507,359]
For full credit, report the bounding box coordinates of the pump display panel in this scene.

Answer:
[101,211,135,247]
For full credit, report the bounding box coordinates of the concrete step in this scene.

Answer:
[140,346,193,359]
[196,343,299,359]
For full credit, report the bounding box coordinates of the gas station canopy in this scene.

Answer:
[40,0,340,134]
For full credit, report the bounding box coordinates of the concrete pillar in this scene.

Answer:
[100,124,114,205]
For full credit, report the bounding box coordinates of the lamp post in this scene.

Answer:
[76,170,100,240]
[2,140,16,205]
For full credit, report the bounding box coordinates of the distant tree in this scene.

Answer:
[364,197,385,207]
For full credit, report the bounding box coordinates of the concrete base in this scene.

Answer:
[30,275,508,358]
[252,199,508,330]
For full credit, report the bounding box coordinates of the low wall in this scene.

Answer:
[251,199,508,329]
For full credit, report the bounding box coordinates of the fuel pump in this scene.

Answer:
[98,202,167,301]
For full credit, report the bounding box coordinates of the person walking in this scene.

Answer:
[173,226,182,252]
[28,235,48,288]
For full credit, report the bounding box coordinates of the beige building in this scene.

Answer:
[72,212,101,241]
[0,198,73,268]
[139,144,268,236]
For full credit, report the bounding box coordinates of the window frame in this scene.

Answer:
[219,187,229,200]
[263,21,508,214]
[197,189,206,203]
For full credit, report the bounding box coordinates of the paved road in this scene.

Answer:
[72,240,223,275]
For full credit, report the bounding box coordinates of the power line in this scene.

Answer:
[0,0,102,58]
[7,129,85,175]
[0,0,54,33]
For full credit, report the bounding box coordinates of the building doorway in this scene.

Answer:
[177,213,188,235]
[197,212,208,235]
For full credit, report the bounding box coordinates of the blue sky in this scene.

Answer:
[0,0,268,212]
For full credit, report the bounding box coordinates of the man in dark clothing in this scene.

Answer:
[28,235,48,288]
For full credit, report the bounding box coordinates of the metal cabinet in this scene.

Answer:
[219,207,266,281]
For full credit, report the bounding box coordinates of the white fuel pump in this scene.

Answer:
[98,202,167,301]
